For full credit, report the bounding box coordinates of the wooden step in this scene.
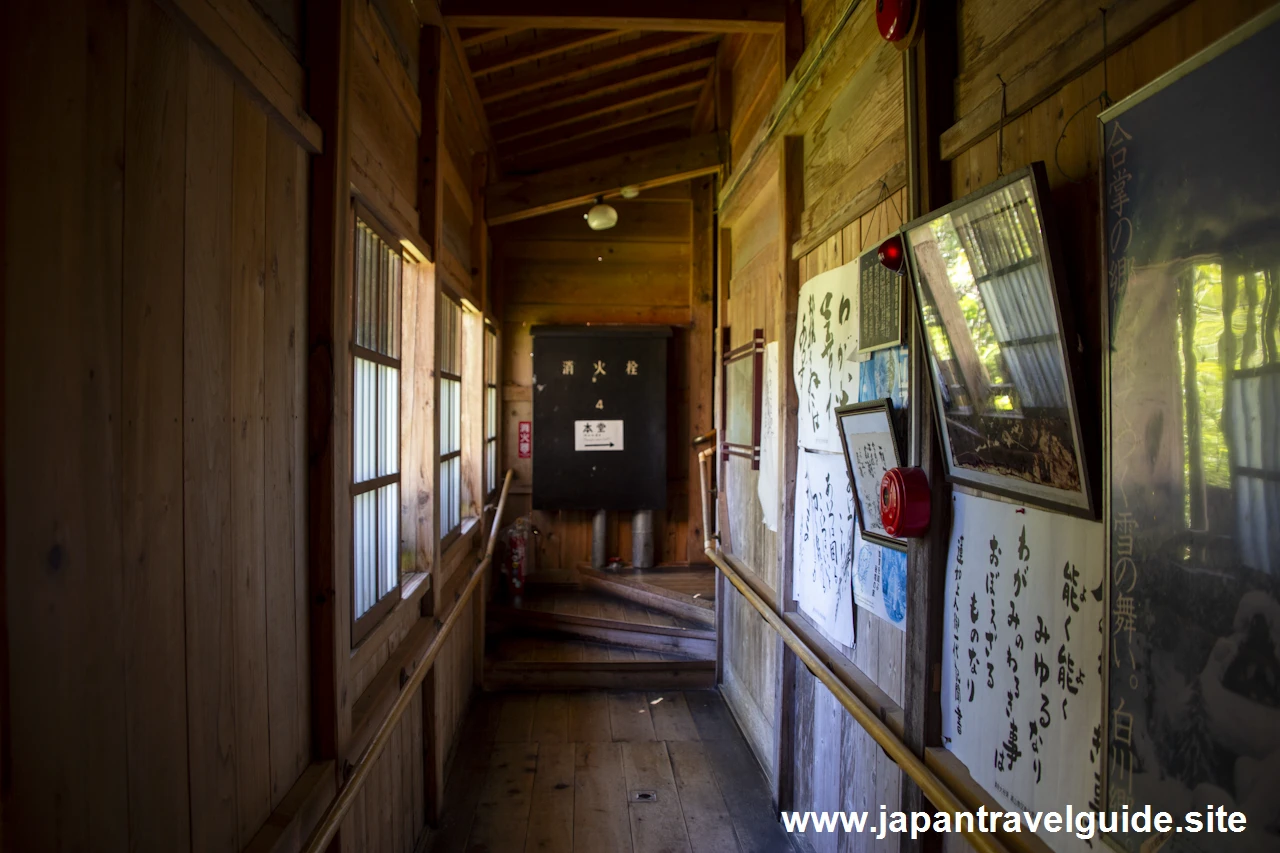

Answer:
[490,606,716,659]
[578,568,715,627]
[484,660,715,691]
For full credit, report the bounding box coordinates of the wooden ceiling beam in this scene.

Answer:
[500,114,695,174]
[509,88,703,156]
[477,32,716,103]
[468,29,620,76]
[493,69,710,144]
[486,42,719,125]
[459,26,524,48]
[487,132,723,224]
[441,0,787,33]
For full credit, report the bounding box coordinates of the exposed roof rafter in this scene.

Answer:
[477,32,717,103]
[487,132,723,224]
[493,69,710,144]
[469,29,621,76]
[486,42,719,125]
[441,0,787,33]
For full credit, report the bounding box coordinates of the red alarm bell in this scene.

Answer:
[880,466,931,538]
[876,0,915,43]
[878,234,905,273]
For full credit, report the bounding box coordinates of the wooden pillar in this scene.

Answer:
[304,0,353,802]
[689,176,716,563]
[770,135,804,814]
[900,4,957,851]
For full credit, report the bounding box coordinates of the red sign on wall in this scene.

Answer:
[518,421,532,458]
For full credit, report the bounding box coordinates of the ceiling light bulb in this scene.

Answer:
[619,185,640,199]
[586,198,618,231]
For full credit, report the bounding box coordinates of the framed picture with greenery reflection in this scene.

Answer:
[902,162,1096,517]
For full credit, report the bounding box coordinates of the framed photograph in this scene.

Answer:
[902,162,1096,518]
[1099,7,1280,852]
[721,327,763,469]
[836,399,906,551]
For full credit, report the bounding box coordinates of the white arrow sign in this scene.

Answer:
[574,419,624,451]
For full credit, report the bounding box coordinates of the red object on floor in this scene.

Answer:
[880,466,931,538]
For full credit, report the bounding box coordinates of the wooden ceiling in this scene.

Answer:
[442,2,788,175]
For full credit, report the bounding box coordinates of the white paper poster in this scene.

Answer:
[793,449,856,647]
[574,419,623,451]
[795,260,862,452]
[852,527,908,631]
[941,493,1105,853]
[757,341,779,532]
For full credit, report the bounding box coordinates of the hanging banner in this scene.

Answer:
[941,492,1105,853]
[793,449,856,647]
[794,260,861,453]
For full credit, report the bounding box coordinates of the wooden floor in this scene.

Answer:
[529,565,717,600]
[510,587,707,631]
[489,633,693,663]
[429,690,795,853]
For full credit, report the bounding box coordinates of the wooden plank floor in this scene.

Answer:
[514,587,708,631]
[488,633,693,663]
[430,690,795,853]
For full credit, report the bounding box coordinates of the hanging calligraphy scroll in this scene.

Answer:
[1100,9,1280,852]
[903,164,1096,518]
[942,492,1104,853]
[836,398,906,550]
[795,259,862,453]
[793,448,857,647]
[722,327,764,469]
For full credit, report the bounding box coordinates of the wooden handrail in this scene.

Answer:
[704,546,1015,853]
[301,469,515,853]
[697,447,716,551]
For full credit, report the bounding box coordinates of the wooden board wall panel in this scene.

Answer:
[354,0,422,135]
[729,34,782,172]
[183,41,241,853]
[351,33,420,224]
[161,0,322,151]
[505,263,692,306]
[3,0,130,847]
[121,1,193,848]
[264,118,309,806]
[230,85,273,842]
[441,183,473,284]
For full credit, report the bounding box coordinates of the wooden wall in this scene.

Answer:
[493,180,715,571]
[5,0,495,849]
[711,2,1280,853]
[4,0,313,848]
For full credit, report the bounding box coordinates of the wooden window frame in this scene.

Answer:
[483,322,499,500]
[350,208,404,646]
[438,290,464,548]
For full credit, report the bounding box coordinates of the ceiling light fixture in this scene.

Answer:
[585,196,618,231]
[619,185,640,199]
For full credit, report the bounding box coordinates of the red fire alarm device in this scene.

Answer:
[877,234,906,273]
[880,466,931,538]
[875,0,915,43]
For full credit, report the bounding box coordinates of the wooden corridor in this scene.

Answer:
[429,690,795,853]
